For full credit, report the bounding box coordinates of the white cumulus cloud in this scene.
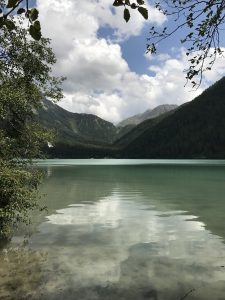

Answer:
[37,0,225,124]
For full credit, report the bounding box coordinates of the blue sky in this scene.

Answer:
[98,20,179,75]
[36,0,225,123]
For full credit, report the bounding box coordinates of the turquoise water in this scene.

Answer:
[1,159,225,300]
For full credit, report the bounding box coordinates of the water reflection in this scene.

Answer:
[1,162,225,300]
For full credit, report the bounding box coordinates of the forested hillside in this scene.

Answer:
[37,99,117,145]
[121,77,225,158]
[41,77,225,159]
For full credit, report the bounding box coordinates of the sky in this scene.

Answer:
[36,0,225,124]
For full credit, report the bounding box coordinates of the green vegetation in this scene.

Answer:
[46,142,119,159]
[37,99,117,146]
[121,77,225,158]
[0,25,63,240]
[37,101,178,158]
[37,101,177,150]
[41,77,225,159]
[0,0,41,40]
[113,0,225,87]
[114,110,175,147]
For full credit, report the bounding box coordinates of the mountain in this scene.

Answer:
[117,104,178,127]
[38,77,225,159]
[37,99,117,146]
[114,109,175,147]
[37,100,176,150]
[120,77,225,159]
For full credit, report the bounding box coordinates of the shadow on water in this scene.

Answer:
[1,162,225,300]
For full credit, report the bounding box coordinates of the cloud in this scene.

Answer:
[37,0,165,44]
[94,0,166,40]
[37,0,225,124]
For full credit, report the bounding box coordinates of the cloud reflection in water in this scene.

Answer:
[27,188,225,300]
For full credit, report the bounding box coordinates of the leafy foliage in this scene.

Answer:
[0,0,41,40]
[113,0,148,21]
[147,0,225,87]
[0,0,148,39]
[0,160,42,239]
[113,0,225,87]
[0,25,64,239]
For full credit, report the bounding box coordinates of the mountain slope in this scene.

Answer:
[37,99,117,145]
[114,110,175,147]
[121,77,225,158]
[117,104,178,127]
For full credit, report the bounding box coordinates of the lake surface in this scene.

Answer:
[1,159,225,300]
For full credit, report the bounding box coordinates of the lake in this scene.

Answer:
[1,159,225,300]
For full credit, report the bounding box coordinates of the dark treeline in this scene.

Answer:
[45,143,120,159]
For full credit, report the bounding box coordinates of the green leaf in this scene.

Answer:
[137,0,145,5]
[113,0,124,6]
[131,3,137,9]
[0,17,4,29]
[138,6,148,19]
[124,8,130,22]
[5,19,16,30]
[30,8,39,21]
[29,24,41,40]
[6,0,18,8]
[33,20,41,30]
[17,8,26,14]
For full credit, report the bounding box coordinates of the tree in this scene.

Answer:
[0,0,41,40]
[113,0,225,87]
[146,0,225,87]
[0,24,64,240]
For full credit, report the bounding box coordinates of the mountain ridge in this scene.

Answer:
[37,99,117,145]
[39,76,225,159]
[121,76,225,158]
[117,104,178,127]
[38,99,176,147]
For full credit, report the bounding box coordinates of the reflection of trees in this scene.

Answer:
[39,166,117,211]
